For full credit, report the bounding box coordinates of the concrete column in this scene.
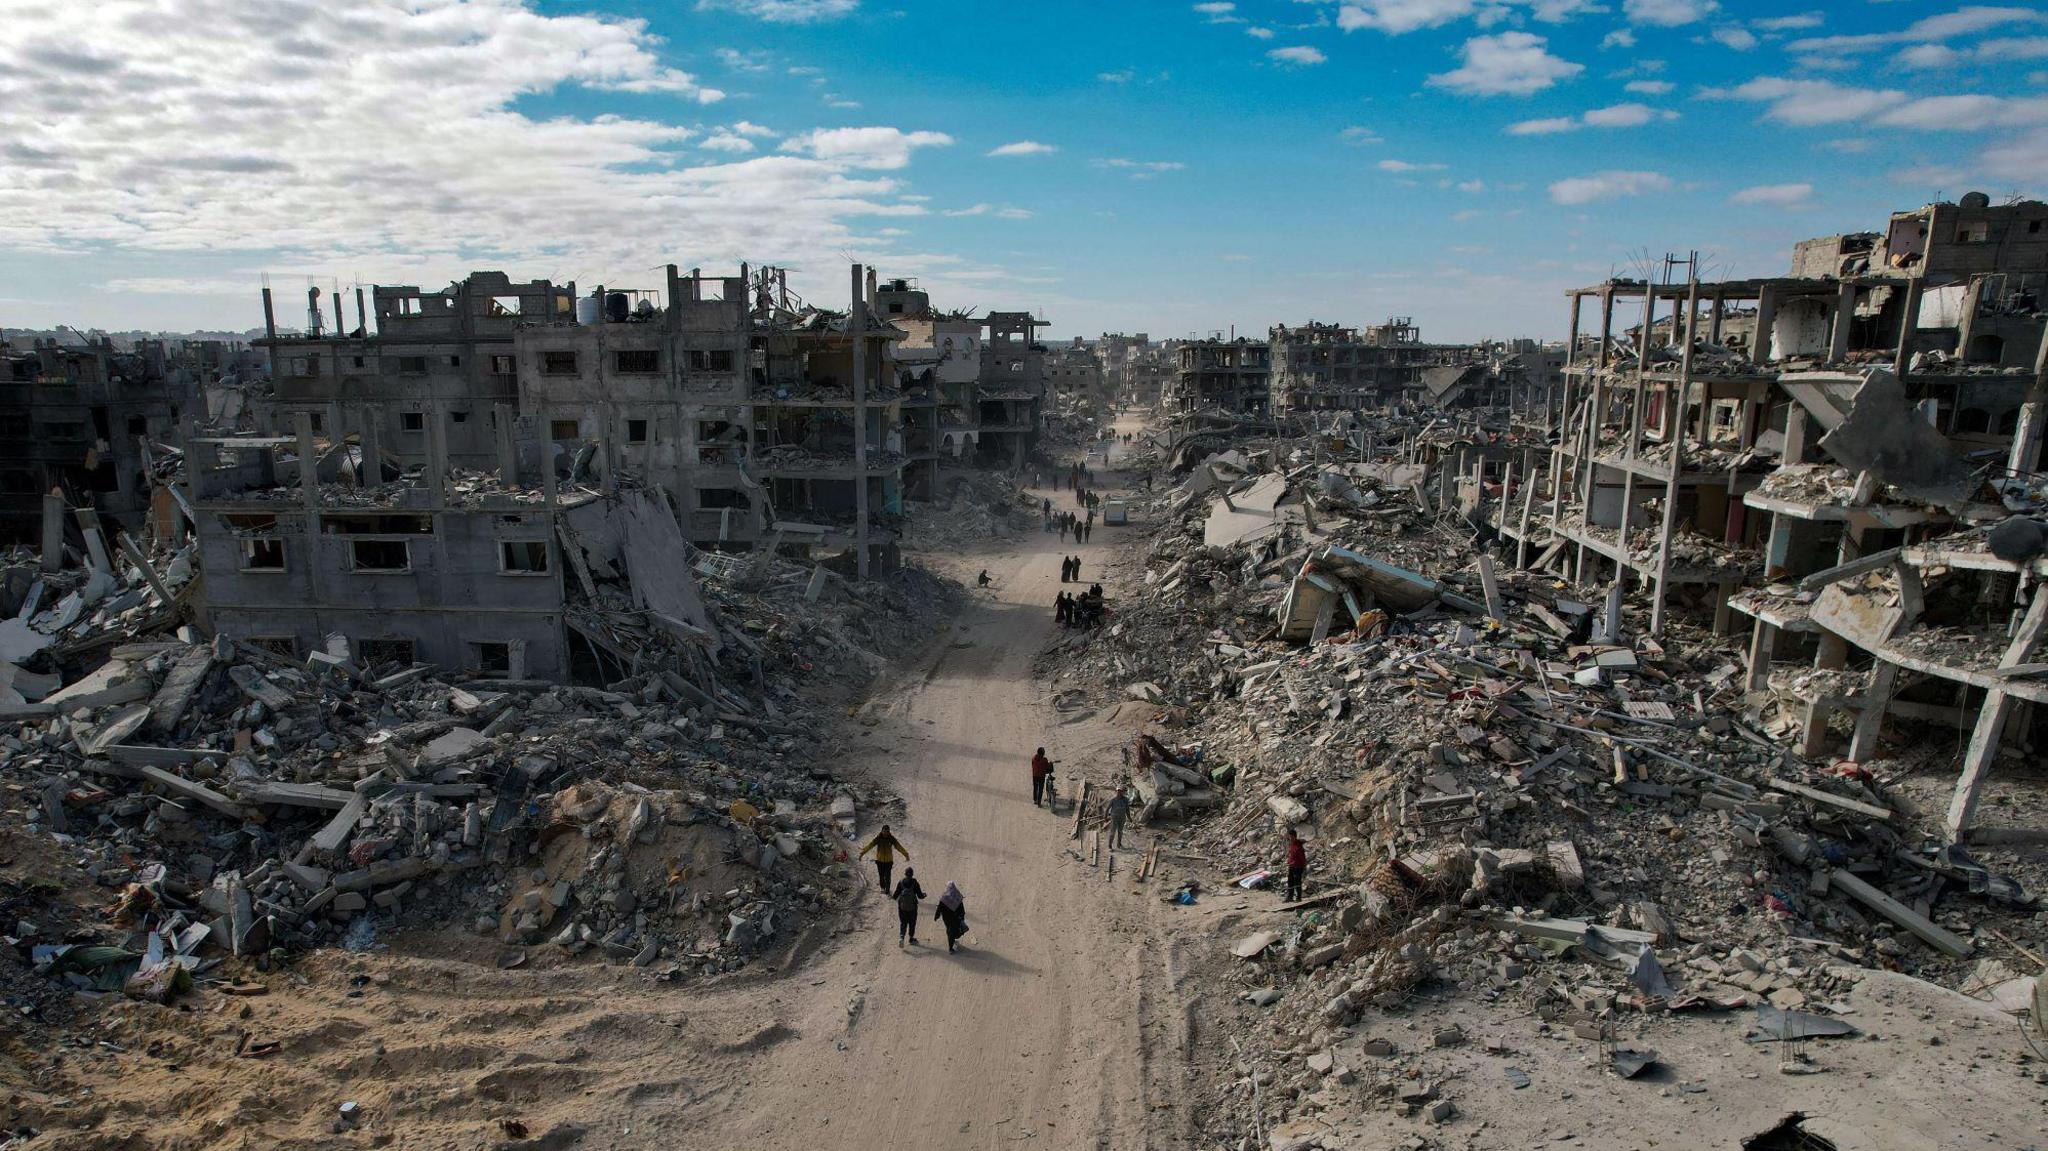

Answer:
[1597,289,1615,368]
[1751,287,1777,366]
[1892,279,1924,373]
[2004,320,2048,476]
[850,263,871,580]
[1650,279,1700,637]
[1708,292,1725,345]
[425,401,447,507]
[1782,404,1810,467]
[41,491,66,572]
[1829,280,1856,363]
[294,411,320,517]
[495,402,519,485]
[1744,620,1778,693]
[357,403,380,486]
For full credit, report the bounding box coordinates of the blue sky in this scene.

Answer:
[0,0,2043,341]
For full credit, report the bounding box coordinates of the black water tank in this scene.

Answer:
[605,292,629,323]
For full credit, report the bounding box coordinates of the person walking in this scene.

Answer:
[934,882,968,952]
[1070,555,1081,581]
[892,868,926,946]
[858,824,908,893]
[1058,518,1069,542]
[1031,746,1054,806]
[1106,785,1131,850]
[1284,830,1308,902]
[1054,592,1070,626]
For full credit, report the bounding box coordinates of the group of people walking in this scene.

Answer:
[1056,584,1105,628]
[858,825,969,952]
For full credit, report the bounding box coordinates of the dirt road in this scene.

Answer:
[699,500,1187,1149]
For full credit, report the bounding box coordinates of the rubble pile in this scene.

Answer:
[900,470,1032,550]
[1046,434,2044,1143]
[3,545,960,1002]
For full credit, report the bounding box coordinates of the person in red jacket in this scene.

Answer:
[1030,747,1054,806]
[1284,830,1308,902]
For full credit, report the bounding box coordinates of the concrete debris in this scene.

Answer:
[2,525,960,991]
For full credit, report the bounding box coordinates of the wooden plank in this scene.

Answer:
[1828,869,1971,958]
[1767,778,1892,822]
[1796,546,1903,592]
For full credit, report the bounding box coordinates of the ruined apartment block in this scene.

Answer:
[875,276,983,500]
[1170,337,1271,415]
[257,273,572,477]
[1,337,199,542]
[1473,192,2048,841]
[978,311,1049,467]
[1268,318,1478,414]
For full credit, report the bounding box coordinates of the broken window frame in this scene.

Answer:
[348,538,412,573]
[399,411,426,433]
[498,539,550,575]
[240,536,287,572]
[541,351,579,376]
[471,640,514,677]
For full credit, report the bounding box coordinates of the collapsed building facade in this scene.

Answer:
[1465,192,2048,842]
[0,335,215,543]
[1169,337,1272,415]
[1269,318,1480,413]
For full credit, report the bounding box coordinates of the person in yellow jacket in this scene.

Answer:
[858,824,909,893]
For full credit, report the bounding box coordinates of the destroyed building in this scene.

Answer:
[1170,337,1271,415]
[876,276,982,500]
[1467,192,2048,841]
[256,273,571,475]
[1,335,198,543]
[1269,318,1479,414]
[977,310,1049,466]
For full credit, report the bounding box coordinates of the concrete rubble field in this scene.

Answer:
[6,209,2048,1150]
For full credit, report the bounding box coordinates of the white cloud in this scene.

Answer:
[1583,101,1670,126]
[1624,79,1674,94]
[1729,182,1812,206]
[1825,138,1872,154]
[1891,163,1972,187]
[1098,69,1135,83]
[1711,26,1757,51]
[1456,178,1486,192]
[1269,45,1329,65]
[1098,158,1186,179]
[1601,28,1637,50]
[1787,7,2047,55]
[702,133,756,153]
[731,121,778,138]
[1247,26,1276,39]
[716,47,773,73]
[1507,102,1675,133]
[988,140,1058,157]
[1,1,1070,294]
[1548,169,1672,203]
[943,203,1033,219]
[1753,12,1823,33]
[1704,77,2048,131]
[1378,158,1448,171]
[1507,116,1580,134]
[781,127,952,169]
[1337,0,1477,35]
[697,0,858,22]
[1983,128,2048,182]
[1623,0,1715,28]
[1429,32,1584,96]
[1195,0,1246,22]
[1339,125,1385,144]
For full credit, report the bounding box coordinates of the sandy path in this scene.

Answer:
[706,444,1184,1149]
